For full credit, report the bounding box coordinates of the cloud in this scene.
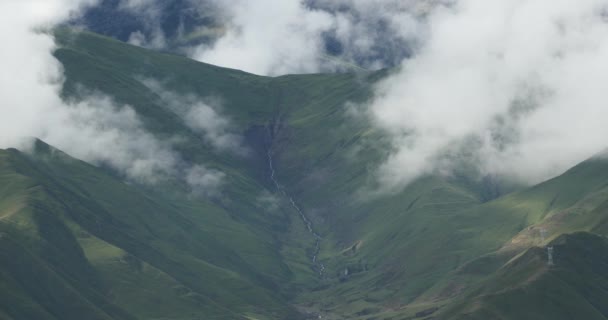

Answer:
[9,0,608,199]
[118,0,167,49]
[53,94,226,193]
[0,0,96,148]
[181,102,244,153]
[191,0,334,75]
[141,79,246,154]
[368,0,608,191]
[306,0,436,69]
[0,0,224,195]
[191,0,438,75]
[185,165,225,197]
[87,0,433,75]
[40,94,178,184]
[256,191,281,212]
[75,0,452,75]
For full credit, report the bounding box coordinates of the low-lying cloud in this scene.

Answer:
[108,0,608,192]
[7,0,608,197]
[191,0,335,75]
[85,0,434,75]
[44,96,182,184]
[369,0,608,190]
[192,0,432,75]
[118,0,168,49]
[1,0,224,195]
[142,79,246,155]
[0,0,91,149]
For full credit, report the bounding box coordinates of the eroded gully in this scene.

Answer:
[267,149,325,276]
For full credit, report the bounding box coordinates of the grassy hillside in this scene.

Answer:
[0,141,304,320]
[441,232,608,320]
[53,30,504,316]
[1,28,608,320]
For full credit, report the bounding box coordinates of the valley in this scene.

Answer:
[267,147,325,276]
[1,29,608,320]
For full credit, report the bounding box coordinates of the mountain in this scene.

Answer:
[0,139,302,320]
[1,29,608,319]
[439,232,608,320]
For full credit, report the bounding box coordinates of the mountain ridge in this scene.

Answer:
[1,29,608,319]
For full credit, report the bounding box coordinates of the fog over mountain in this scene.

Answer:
[72,0,608,191]
[368,0,608,190]
[77,0,434,73]
[5,1,608,320]
[6,0,608,191]
[1,0,226,191]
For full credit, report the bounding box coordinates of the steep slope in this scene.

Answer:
[1,28,606,320]
[53,30,505,315]
[50,30,520,318]
[405,157,608,320]
[268,82,608,317]
[441,232,608,320]
[0,141,302,320]
[53,28,385,290]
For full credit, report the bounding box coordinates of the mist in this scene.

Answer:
[85,0,432,75]
[0,0,224,194]
[369,0,608,190]
[189,0,608,191]
[118,0,168,49]
[141,79,246,155]
[7,0,608,195]
[0,0,94,149]
[192,0,431,75]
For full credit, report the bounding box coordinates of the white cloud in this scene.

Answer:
[185,165,225,197]
[307,0,437,69]
[41,95,182,184]
[0,0,224,195]
[127,29,166,49]
[256,191,280,212]
[188,0,436,75]
[119,0,167,49]
[182,102,244,153]
[141,79,246,154]
[192,0,334,75]
[86,0,436,75]
[7,0,608,197]
[0,0,96,148]
[368,0,608,190]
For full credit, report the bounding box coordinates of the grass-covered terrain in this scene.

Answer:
[440,232,608,320]
[0,140,303,320]
[2,29,608,319]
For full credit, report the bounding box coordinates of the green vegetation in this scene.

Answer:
[1,29,608,319]
[0,141,301,320]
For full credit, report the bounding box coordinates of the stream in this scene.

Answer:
[267,149,325,276]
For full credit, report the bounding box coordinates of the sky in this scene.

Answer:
[4,0,608,193]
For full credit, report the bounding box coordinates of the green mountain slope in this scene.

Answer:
[440,232,608,320]
[2,28,608,320]
[53,30,508,316]
[0,141,302,320]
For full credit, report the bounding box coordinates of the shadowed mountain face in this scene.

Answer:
[2,30,608,320]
